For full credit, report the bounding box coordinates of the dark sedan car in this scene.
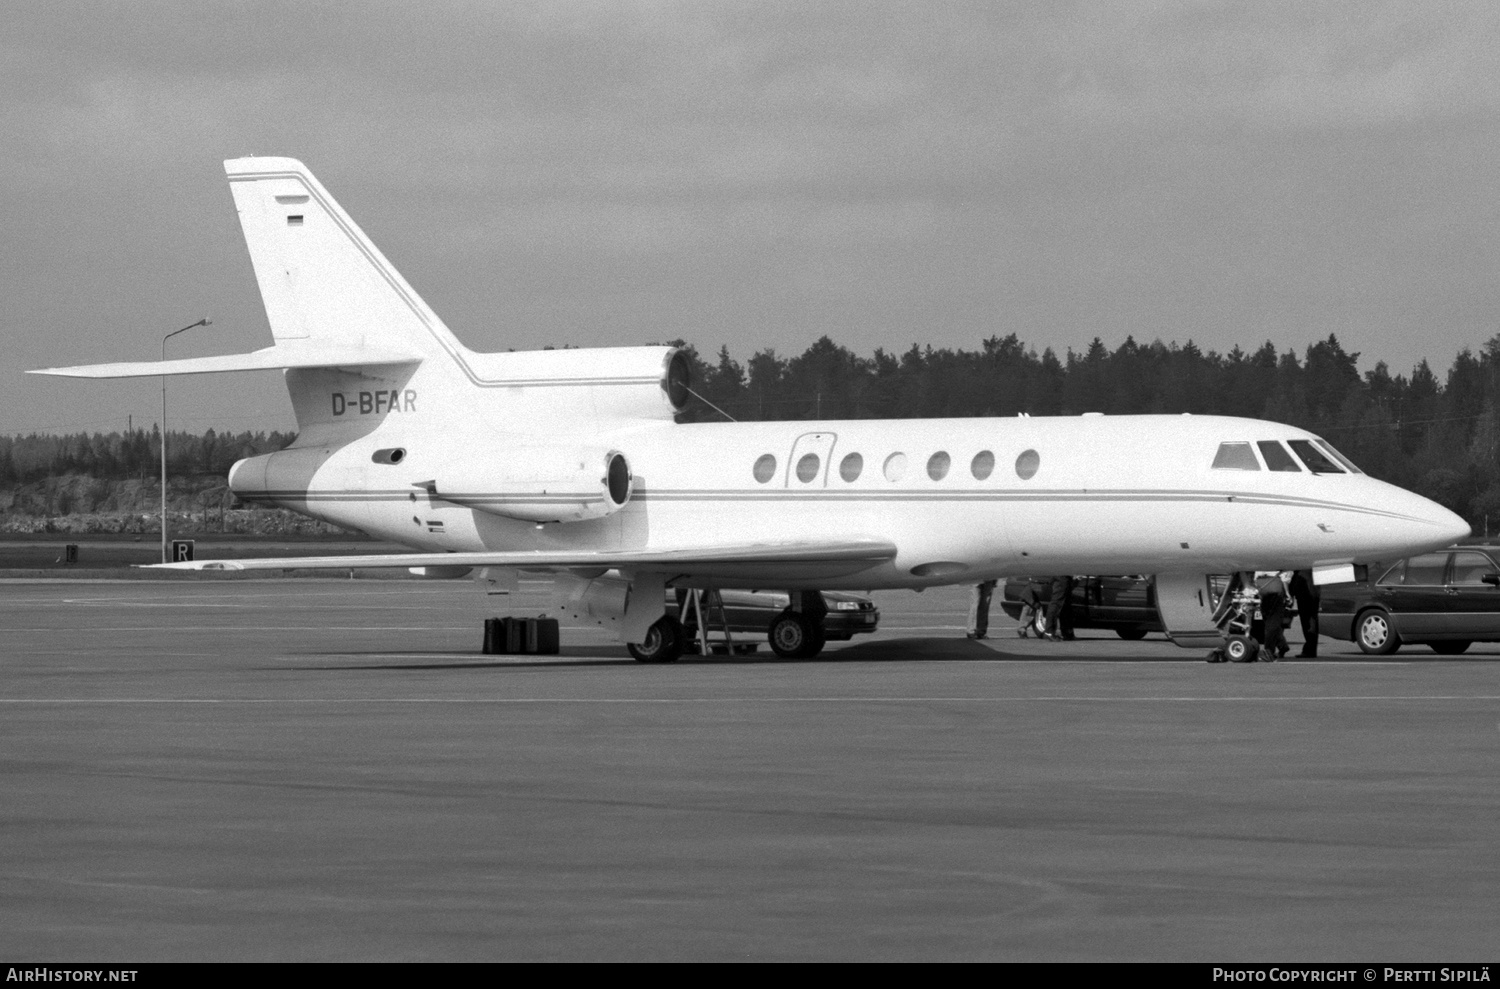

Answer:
[1320,546,1500,655]
[999,576,1163,639]
[668,588,879,654]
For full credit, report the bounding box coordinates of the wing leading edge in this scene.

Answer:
[142,539,899,584]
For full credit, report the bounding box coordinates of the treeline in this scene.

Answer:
[671,333,1500,530]
[0,429,296,487]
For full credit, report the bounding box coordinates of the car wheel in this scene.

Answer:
[628,615,684,663]
[1430,640,1471,655]
[1355,609,1400,655]
[1115,628,1148,640]
[769,610,821,658]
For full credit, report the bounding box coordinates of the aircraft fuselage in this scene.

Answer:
[232,412,1465,590]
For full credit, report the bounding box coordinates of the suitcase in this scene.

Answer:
[502,617,524,654]
[533,618,560,655]
[517,617,537,654]
[484,617,556,654]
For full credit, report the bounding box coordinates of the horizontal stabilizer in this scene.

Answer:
[141,539,898,584]
[30,344,421,379]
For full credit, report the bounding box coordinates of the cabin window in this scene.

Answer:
[1257,441,1301,472]
[840,452,863,482]
[883,452,908,482]
[1315,438,1363,474]
[1015,449,1039,480]
[971,450,994,480]
[1402,553,1447,586]
[796,453,821,483]
[1288,439,1344,474]
[1211,442,1260,470]
[753,454,777,483]
[927,451,950,481]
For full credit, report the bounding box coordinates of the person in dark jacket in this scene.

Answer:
[1288,569,1320,658]
[1045,575,1075,641]
[1015,579,1046,637]
[967,579,997,639]
[1257,571,1289,660]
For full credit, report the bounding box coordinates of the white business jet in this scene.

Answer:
[33,158,1469,661]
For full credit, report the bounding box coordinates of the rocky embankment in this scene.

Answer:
[0,473,355,536]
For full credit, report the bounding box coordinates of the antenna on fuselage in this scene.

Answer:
[686,386,738,423]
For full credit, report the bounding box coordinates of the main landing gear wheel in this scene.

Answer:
[1355,609,1401,655]
[1430,640,1471,655]
[768,610,826,659]
[629,615,685,663]
[1115,627,1148,640]
[1224,634,1259,663]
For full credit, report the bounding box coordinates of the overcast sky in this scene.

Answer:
[5,0,1500,435]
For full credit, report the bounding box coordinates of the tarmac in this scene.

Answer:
[1,579,1497,961]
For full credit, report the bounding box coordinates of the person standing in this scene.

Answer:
[1288,569,1320,658]
[967,579,997,639]
[1045,575,1075,641]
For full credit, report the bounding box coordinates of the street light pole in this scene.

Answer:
[161,318,211,563]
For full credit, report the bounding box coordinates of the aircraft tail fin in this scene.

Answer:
[223,156,465,366]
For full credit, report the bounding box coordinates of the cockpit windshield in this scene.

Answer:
[1313,438,1363,474]
[1287,439,1344,474]
[1257,440,1301,472]
[1211,442,1260,470]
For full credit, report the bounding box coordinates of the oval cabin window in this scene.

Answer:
[796,452,821,483]
[971,450,994,480]
[1015,449,1040,480]
[753,454,777,483]
[840,452,863,482]
[883,452,908,482]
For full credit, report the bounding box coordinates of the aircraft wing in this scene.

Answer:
[142,539,899,583]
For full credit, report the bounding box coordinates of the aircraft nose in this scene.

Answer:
[1361,481,1470,558]
[1432,501,1473,545]
[1399,486,1470,546]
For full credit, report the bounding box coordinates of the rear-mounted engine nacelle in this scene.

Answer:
[430,448,632,524]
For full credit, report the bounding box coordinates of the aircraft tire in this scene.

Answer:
[629,615,685,663]
[1115,627,1148,640]
[1225,634,1258,662]
[1430,640,1471,655]
[1355,609,1401,655]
